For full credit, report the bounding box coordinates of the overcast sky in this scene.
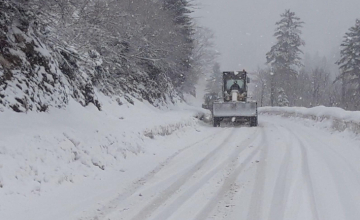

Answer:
[192,0,360,71]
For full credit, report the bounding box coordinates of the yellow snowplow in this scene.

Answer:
[212,70,258,127]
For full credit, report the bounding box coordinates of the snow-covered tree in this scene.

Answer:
[163,0,195,94]
[205,63,222,94]
[266,9,305,105]
[253,68,271,107]
[192,26,219,82]
[311,67,330,106]
[336,19,360,109]
[1,0,209,112]
[266,9,305,72]
[277,88,289,107]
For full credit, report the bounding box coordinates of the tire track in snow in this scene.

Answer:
[245,127,269,220]
[268,126,294,220]
[262,116,360,220]
[194,128,265,220]
[152,129,262,220]
[290,131,320,220]
[85,128,230,220]
[294,127,360,220]
[129,128,258,220]
[295,125,360,186]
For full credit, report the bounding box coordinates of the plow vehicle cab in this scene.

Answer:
[212,70,258,127]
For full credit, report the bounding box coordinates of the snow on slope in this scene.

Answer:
[0,94,209,220]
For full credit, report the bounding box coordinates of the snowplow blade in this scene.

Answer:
[213,102,257,117]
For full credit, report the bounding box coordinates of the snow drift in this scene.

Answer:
[259,106,360,135]
[0,93,210,220]
[0,96,205,193]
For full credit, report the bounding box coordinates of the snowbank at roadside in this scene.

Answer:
[259,106,360,135]
[0,93,209,219]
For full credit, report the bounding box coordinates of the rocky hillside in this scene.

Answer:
[0,0,210,113]
[0,1,71,112]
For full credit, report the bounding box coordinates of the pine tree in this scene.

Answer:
[266,9,305,105]
[336,19,360,109]
[277,88,289,107]
[266,9,305,71]
[162,0,195,93]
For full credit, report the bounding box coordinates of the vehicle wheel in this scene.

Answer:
[250,116,258,127]
[213,117,220,127]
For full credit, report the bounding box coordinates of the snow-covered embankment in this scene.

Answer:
[0,95,209,220]
[259,106,360,135]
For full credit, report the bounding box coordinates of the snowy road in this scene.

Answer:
[81,115,360,220]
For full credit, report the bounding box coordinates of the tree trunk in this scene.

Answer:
[342,77,346,109]
[270,75,275,106]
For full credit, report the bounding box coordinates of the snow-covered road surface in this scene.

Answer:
[82,115,360,220]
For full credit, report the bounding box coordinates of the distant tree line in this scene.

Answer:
[251,9,360,110]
